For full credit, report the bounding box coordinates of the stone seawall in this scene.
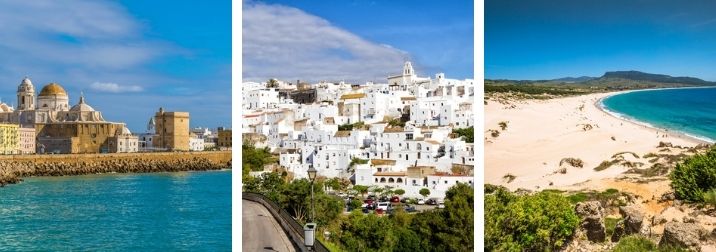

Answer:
[0,151,232,187]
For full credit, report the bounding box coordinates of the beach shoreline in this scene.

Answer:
[597,90,715,144]
[485,90,705,191]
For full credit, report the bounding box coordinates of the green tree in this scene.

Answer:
[419,188,430,199]
[353,185,369,198]
[348,199,362,211]
[670,147,716,202]
[339,212,396,251]
[451,127,474,143]
[267,78,279,88]
[325,178,341,192]
[394,189,406,197]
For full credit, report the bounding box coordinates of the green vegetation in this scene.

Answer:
[612,235,657,252]
[242,144,275,173]
[387,118,405,127]
[485,82,591,96]
[419,188,430,199]
[704,188,716,209]
[605,217,622,238]
[324,183,474,252]
[349,157,369,167]
[670,147,716,202]
[612,235,689,252]
[338,121,365,131]
[394,189,405,196]
[565,188,624,206]
[485,186,579,251]
[451,127,474,143]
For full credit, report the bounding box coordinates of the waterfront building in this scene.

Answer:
[138,117,157,152]
[153,108,190,151]
[189,134,204,151]
[1,77,137,154]
[0,123,19,154]
[18,127,36,154]
[218,128,232,149]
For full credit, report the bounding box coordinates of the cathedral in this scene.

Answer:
[0,77,137,154]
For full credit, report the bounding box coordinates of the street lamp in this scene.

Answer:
[305,165,318,251]
[307,165,317,222]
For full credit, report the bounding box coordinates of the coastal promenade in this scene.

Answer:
[242,199,296,252]
[0,151,232,186]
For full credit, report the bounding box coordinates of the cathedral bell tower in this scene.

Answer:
[17,76,35,110]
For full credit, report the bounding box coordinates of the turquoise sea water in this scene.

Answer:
[0,170,231,251]
[601,87,716,142]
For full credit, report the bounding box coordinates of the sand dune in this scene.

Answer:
[485,92,704,191]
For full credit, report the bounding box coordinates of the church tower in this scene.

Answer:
[17,77,35,110]
[403,61,414,76]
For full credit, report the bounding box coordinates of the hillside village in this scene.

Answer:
[242,62,476,198]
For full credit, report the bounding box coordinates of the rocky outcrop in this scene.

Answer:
[0,152,232,187]
[575,201,606,242]
[620,206,644,234]
[611,205,644,242]
[659,222,707,250]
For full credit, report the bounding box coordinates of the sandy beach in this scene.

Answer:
[485,91,706,191]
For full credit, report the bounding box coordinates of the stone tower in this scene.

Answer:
[17,77,35,110]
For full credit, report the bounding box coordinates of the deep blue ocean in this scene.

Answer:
[601,87,716,142]
[0,170,231,251]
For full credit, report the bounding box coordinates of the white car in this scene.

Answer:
[437,203,445,209]
[376,202,390,211]
[417,199,425,205]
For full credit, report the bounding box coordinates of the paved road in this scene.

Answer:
[242,200,296,252]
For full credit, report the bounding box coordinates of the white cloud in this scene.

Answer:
[0,0,173,90]
[90,82,143,93]
[242,2,411,83]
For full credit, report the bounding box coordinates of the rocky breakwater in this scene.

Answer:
[0,151,232,187]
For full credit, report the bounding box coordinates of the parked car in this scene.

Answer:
[417,199,425,205]
[379,196,389,202]
[376,202,390,212]
[390,196,400,203]
[425,198,437,205]
[400,197,409,204]
[362,208,370,214]
[362,199,375,209]
[404,204,417,213]
[436,203,445,209]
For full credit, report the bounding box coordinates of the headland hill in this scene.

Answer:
[485,71,716,250]
[0,77,232,187]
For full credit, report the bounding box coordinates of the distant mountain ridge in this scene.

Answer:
[486,70,716,92]
[551,76,596,82]
[600,71,714,86]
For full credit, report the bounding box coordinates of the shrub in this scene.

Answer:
[605,217,622,238]
[485,189,579,251]
[613,235,657,252]
[670,147,716,202]
[498,121,508,131]
[560,158,584,168]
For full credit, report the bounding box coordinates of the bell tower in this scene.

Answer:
[17,76,35,110]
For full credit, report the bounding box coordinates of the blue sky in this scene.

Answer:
[486,0,716,81]
[0,0,231,132]
[243,0,473,83]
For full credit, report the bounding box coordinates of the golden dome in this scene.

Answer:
[39,83,68,97]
